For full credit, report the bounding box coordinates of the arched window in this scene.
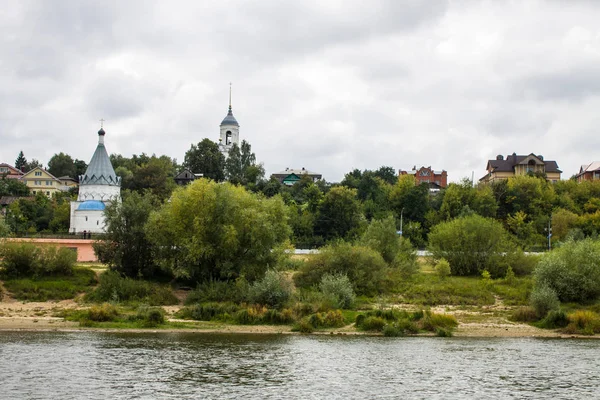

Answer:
[226,131,232,145]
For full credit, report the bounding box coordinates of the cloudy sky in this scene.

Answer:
[1,0,599,182]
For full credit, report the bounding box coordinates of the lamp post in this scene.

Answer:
[545,217,552,251]
[397,207,404,237]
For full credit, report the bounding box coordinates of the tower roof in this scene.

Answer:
[220,106,239,127]
[79,128,121,186]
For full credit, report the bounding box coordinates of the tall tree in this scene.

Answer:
[224,143,243,184]
[14,151,27,171]
[183,139,225,181]
[47,152,76,178]
[73,159,88,179]
[315,186,365,242]
[23,159,42,173]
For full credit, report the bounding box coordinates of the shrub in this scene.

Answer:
[37,246,76,276]
[85,271,178,305]
[511,307,538,322]
[86,303,119,322]
[530,285,560,318]
[178,302,239,321]
[295,318,314,333]
[294,242,387,296]
[504,266,516,285]
[428,214,518,277]
[248,270,292,309]
[421,312,458,332]
[135,305,166,327]
[540,310,569,329]
[383,320,418,337]
[319,273,356,309]
[564,310,600,335]
[435,328,453,337]
[391,238,419,278]
[436,259,451,280]
[0,242,41,277]
[307,310,345,329]
[361,216,400,263]
[359,316,386,331]
[185,278,248,305]
[534,238,600,302]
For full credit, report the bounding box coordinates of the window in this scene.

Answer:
[35,180,41,185]
[46,180,52,186]
[0,167,7,173]
[32,191,36,195]
[97,220,99,225]
[34,171,42,176]
[226,131,232,145]
[46,191,50,196]
[85,216,88,221]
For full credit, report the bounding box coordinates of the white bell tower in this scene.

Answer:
[218,83,240,157]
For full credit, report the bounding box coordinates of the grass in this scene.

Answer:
[1,267,97,301]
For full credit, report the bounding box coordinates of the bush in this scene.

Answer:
[248,270,292,309]
[37,246,76,276]
[0,243,76,278]
[0,242,41,277]
[511,307,538,322]
[319,273,356,309]
[539,310,569,329]
[428,214,518,277]
[359,316,387,331]
[534,239,600,302]
[307,310,345,329]
[294,242,387,296]
[86,303,119,322]
[361,216,400,263]
[185,278,248,305]
[383,320,418,337]
[421,312,458,332]
[135,305,166,327]
[85,271,178,305]
[564,310,600,335]
[530,285,560,318]
[178,302,239,321]
[504,266,516,285]
[436,259,451,280]
[391,238,419,278]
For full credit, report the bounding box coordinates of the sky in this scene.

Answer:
[1,0,600,183]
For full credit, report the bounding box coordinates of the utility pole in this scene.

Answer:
[545,218,552,251]
[400,208,404,236]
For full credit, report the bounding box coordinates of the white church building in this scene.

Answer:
[70,126,121,234]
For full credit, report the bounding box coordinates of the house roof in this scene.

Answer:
[486,153,562,174]
[0,163,23,178]
[20,167,61,182]
[579,161,600,174]
[0,196,32,206]
[80,128,120,186]
[272,168,322,177]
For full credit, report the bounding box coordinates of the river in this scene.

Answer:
[0,332,598,399]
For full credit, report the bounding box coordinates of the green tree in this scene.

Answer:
[183,139,225,181]
[14,151,27,171]
[0,178,29,197]
[73,159,88,179]
[147,179,291,283]
[535,239,600,302]
[361,215,399,263]
[224,143,243,184]
[47,152,76,178]
[428,214,519,277]
[130,156,177,200]
[93,191,161,278]
[0,217,10,237]
[23,159,42,173]
[315,186,364,242]
[374,166,398,185]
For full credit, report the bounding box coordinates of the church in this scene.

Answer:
[69,126,121,234]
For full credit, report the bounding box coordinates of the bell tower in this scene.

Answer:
[219,83,240,157]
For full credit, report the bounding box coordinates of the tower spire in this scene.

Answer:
[229,82,232,110]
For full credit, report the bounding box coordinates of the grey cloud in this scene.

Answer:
[515,67,600,102]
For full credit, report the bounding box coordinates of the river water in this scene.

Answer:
[0,332,599,399]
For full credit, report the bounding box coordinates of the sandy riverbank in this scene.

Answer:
[0,297,591,338]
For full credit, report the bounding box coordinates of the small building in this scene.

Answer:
[576,162,600,183]
[271,168,322,186]
[399,166,448,189]
[58,176,79,191]
[480,153,561,184]
[0,163,24,179]
[174,169,203,186]
[19,167,62,197]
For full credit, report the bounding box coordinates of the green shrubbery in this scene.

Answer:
[185,278,249,305]
[564,310,600,335]
[0,243,76,278]
[435,259,451,280]
[248,270,292,309]
[318,273,356,309]
[355,309,457,336]
[293,242,387,296]
[85,271,178,305]
[529,285,560,318]
[1,267,96,301]
[428,214,522,278]
[534,239,600,303]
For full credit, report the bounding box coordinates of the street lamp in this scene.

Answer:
[397,207,404,236]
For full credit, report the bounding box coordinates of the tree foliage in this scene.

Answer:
[183,139,225,181]
[48,152,76,178]
[93,191,161,278]
[147,179,291,283]
[315,186,364,242]
[428,214,519,277]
